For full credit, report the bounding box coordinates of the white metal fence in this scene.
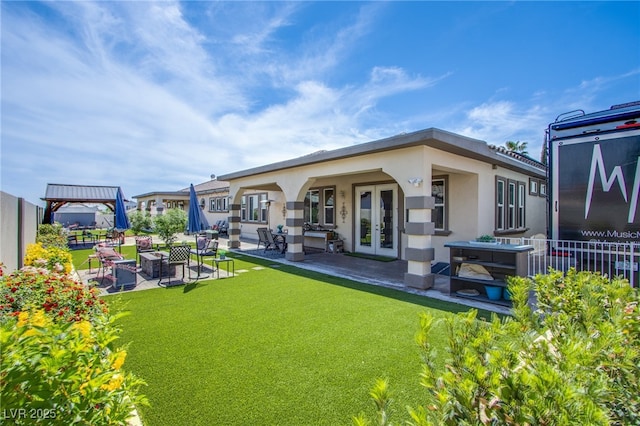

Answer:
[496,236,639,288]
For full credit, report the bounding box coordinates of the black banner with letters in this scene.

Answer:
[557,134,640,242]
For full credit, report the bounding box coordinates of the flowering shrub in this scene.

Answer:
[0,268,105,322]
[0,264,148,424]
[23,243,72,274]
[1,309,147,424]
[355,269,640,425]
[36,223,68,249]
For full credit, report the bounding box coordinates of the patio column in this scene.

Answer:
[285,201,305,261]
[404,195,435,289]
[155,196,164,215]
[228,203,241,249]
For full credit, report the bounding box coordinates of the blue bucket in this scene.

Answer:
[485,285,502,300]
[503,287,512,301]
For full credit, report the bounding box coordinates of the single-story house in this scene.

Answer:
[217,127,547,290]
[133,179,231,227]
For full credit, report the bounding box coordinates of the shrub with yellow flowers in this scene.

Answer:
[0,263,148,424]
[1,309,147,424]
[24,242,72,274]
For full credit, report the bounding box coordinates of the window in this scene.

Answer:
[508,181,516,229]
[260,194,268,222]
[324,188,334,225]
[241,193,268,223]
[210,196,229,212]
[539,181,547,197]
[304,186,336,226]
[529,178,538,195]
[496,176,527,232]
[304,190,320,224]
[496,179,505,230]
[432,177,447,231]
[518,182,526,228]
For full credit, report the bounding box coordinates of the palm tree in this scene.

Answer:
[505,140,529,155]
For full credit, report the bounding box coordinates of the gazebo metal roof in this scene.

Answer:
[42,183,125,224]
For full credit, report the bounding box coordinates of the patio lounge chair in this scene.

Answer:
[158,244,191,286]
[257,227,282,253]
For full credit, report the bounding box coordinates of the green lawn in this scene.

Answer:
[105,255,492,425]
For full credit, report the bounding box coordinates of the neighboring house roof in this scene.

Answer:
[185,179,229,193]
[43,184,123,202]
[218,127,546,181]
[132,190,189,199]
[133,179,229,200]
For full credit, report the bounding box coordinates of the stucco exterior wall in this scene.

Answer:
[228,143,546,264]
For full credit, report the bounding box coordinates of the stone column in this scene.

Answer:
[227,203,241,249]
[404,195,435,289]
[285,201,305,261]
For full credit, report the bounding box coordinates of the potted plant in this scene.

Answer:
[470,234,498,245]
[218,249,226,260]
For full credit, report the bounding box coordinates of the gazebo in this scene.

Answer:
[42,183,124,224]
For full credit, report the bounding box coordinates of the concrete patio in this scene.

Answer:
[76,234,511,315]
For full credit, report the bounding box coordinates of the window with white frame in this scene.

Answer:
[496,176,526,232]
[517,182,526,228]
[508,181,516,229]
[324,188,334,225]
[241,193,268,223]
[241,196,247,221]
[304,187,335,226]
[496,178,505,230]
[209,196,229,212]
[304,189,320,224]
[432,177,447,231]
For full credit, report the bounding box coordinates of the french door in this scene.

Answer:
[355,184,397,256]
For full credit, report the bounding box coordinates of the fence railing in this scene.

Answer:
[495,236,639,288]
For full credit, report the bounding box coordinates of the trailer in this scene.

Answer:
[548,100,640,243]
[547,101,640,285]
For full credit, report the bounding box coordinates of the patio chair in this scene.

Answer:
[257,227,282,253]
[190,236,219,278]
[135,236,156,265]
[218,220,229,237]
[158,244,192,286]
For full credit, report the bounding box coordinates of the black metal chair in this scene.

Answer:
[190,236,218,278]
[158,244,191,286]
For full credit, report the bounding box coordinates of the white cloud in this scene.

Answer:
[3,1,635,205]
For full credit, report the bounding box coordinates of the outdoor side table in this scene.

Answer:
[213,258,234,279]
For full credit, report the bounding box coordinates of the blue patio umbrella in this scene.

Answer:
[187,184,209,234]
[114,187,130,252]
[187,184,211,279]
[114,187,131,231]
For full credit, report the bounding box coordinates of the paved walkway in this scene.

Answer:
[77,233,510,315]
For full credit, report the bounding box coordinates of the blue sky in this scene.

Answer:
[2,1,639,206]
